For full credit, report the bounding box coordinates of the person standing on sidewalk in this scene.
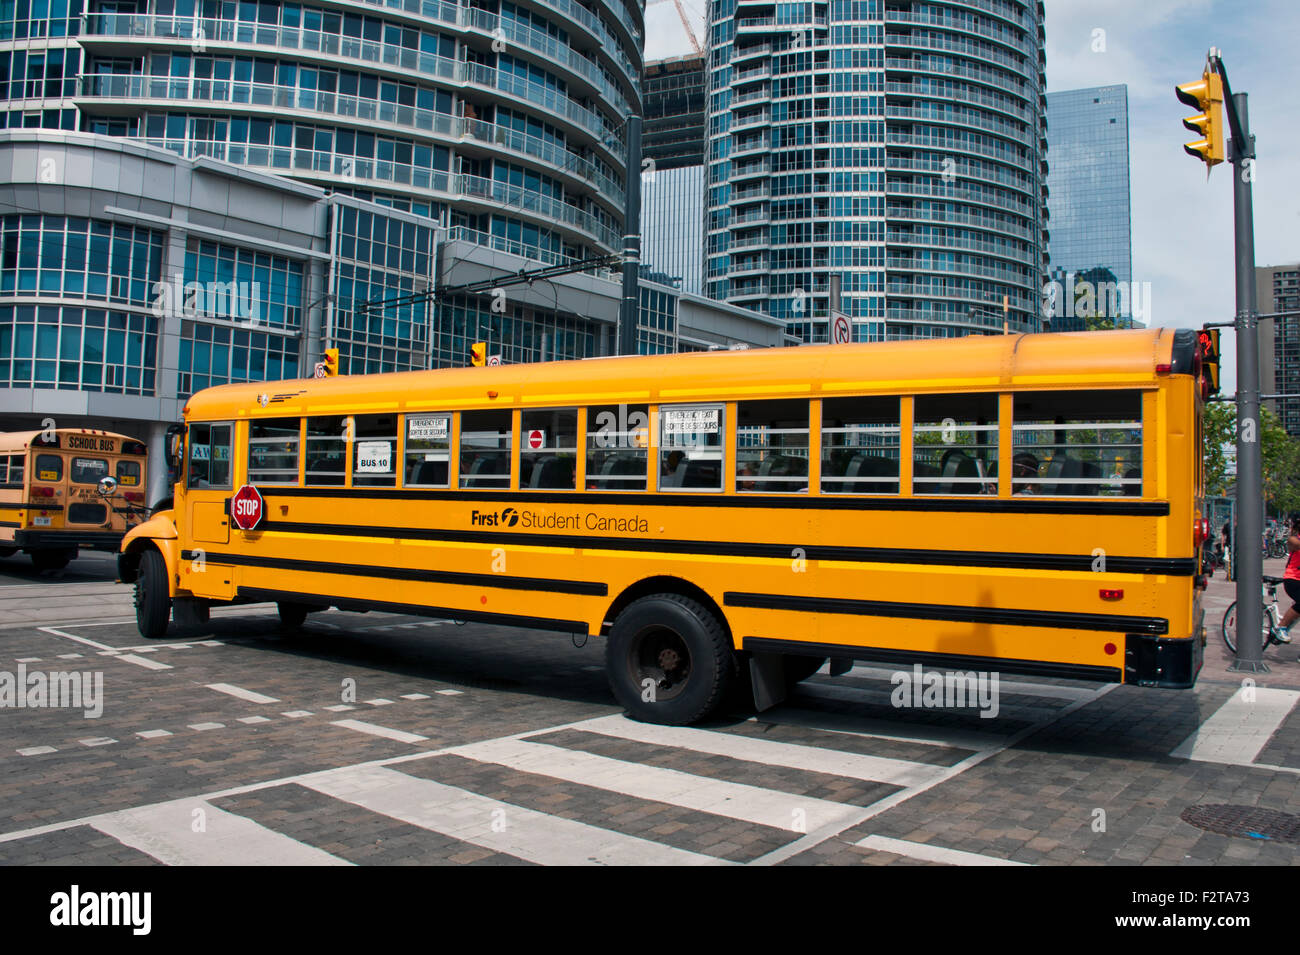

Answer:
[1279,516,1300,647]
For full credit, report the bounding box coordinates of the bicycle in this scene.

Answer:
[1222,575,1292,654]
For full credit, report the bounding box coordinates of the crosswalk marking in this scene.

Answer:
[205,683,280,705]
[575,714,950,787]
[91,799,350,866]
[118,653,172,671]
[857,834,1031,866]
[1170,687,1300,765]
[331,720,428,744]
[759,700,1005,752]
[301,764,724,866]
[452,736,859,831]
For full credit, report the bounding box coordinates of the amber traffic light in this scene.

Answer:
[1176,69,1225,167]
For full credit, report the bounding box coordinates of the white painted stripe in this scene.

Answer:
[78,738,116,747]
[281,710,313,718]
[324,704,355,712]
[857,834,1031,866]
[188,722,224,731]
[137,730,172,739]
[330,720,428,744]
[38,626,116,652]
[454,736,858,831]
[205,683,280,704]
[1171,687,1300,765]
[56,653,84,659]
[435,689,462,696]
[835,665,1095,702]
[199,641,224,647]
[576,714,948,787]
[237,716,271,724]
[364,699,394,706]
[16,657,42,663]
[92,799,351,866]
[400,694,430,701]
[17,746,57,756]
[118,653,172,671]
[302,765,723,866]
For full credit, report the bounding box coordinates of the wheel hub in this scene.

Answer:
[658,647,682,672]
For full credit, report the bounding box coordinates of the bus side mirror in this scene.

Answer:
[165,423,184,472]
[97,475,118,498]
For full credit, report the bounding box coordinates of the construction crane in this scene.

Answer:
[648,0,703,55]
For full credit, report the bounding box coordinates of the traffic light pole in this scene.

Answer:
[617,116,643,356]
[1228,90,1266,672]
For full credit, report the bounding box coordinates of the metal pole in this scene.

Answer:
[617,116,643,355]
[1229,91,1266,672]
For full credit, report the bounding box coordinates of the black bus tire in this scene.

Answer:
[32,548,75,571]
[278,602,310,630]
[605,593,733,725]
[135,549,171,639]
[0,546,17,558]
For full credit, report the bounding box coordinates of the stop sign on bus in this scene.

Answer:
[230,484,264,531]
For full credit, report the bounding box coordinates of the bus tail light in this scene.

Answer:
[31,486,55,497]
[1100,589,1123,600]
[125,491,144,502]
[1193,518,1210,545]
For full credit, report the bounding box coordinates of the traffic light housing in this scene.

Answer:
[1176,69,1225,167]
[471,342,486,366]
[1197,328,1221,397]
[321,347,339,377]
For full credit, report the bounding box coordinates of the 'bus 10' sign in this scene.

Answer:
[230,484,264,531]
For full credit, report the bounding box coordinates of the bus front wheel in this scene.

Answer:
[606,594,734,725]
[278,602,310,630]
[32,548,75,571]
[135,549,171,639]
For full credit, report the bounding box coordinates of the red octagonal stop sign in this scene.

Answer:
[230,484,264,531]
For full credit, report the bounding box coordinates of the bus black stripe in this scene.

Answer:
[0,501,65,511]
[181,550,607,596]
[252,520,1195,576]
[259,487,1170,516]
[724,591,1167,634]
[236,586,586,633]
[742,636,1125,683]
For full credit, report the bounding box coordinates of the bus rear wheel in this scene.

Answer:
[31,548,75,571]
[277,602,311,630]
[135,549,171,639]
[606,594,733,725]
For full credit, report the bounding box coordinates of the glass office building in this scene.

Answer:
[1043,84,1132,330]
[703,0,1049,342]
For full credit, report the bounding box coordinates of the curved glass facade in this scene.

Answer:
[5,0,642,265]
[705,0,1047,340]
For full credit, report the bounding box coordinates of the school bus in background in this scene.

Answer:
[1,429,149,570]
[119,327,1208,724]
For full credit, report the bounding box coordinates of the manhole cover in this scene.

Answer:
[1180,804,1300,843]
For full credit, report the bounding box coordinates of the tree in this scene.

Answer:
[1203,401,1235,496]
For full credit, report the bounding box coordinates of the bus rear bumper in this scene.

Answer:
[13,530,124,551]
[1124,631,1203,688]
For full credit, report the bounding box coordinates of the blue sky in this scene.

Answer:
[644,1,1300,392]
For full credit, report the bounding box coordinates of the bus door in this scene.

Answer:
[30,448,66,532]
[185,422,234,545]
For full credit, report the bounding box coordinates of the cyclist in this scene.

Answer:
[1279,515,1300,645]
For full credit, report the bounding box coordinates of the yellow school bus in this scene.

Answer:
[1,429,149,570]
[120,327,1208,724]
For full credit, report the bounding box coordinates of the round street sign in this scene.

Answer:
[527,429,545,450]
[230,484,264,531]
[832,312,852,345]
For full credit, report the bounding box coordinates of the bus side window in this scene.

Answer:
[116,459,142,488]
[521,408,577,490]
[586,404,648,491]
[304,417,347,486]
[821,396,900,494]
[736,398,809,493]
[9,455,22,486]
[659,404,723,492]
[0,455,8,486]
[404,414,451,488]
[246,419,296,486]
[189,423,234,489]
[352,414,398,488]
[459,410,511,489]
[913,394,998,496]
[1011,391,1143,497]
